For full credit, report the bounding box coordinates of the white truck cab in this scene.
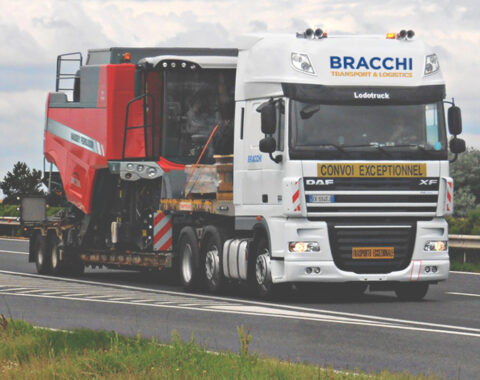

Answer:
[230,30,465,299]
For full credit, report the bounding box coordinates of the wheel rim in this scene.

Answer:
[37,245,44,266]
[182,243,193,283]
[51,244,58,269]
[255,250,270,285]
[205,245,219,282]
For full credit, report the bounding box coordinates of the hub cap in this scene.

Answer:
[182,243,193,283]
[37,246,43,266]
[205,246,219,281]
[255,251,270,285]
[51,245,58,269]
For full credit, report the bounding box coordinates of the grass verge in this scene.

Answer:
[0,317,440,379]
[450,260,480,273]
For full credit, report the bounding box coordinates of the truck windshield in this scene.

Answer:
[289,100,448,160]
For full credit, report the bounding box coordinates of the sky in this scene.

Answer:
[1,0,480,190]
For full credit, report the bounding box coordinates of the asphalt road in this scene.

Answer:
[1,237,479,379]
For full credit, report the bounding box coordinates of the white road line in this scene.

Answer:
[1,291,480,339]
[0,238,28,242]
[1,269,480,335]
[447,292,480,298]
[0,250,28,255]
[450,271,480,276]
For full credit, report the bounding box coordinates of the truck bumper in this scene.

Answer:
[277,259,449,283]
[268,217,450,284]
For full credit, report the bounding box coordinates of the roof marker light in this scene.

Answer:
[123,52,131,62]
[386,32,396,39]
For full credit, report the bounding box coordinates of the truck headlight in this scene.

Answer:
[424,240,448,252]
[291,53,315,75]
[289,241,320,253]
[424,54,439,75]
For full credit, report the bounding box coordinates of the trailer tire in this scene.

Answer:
[395,282,429,301]
[48,232,63,275]
[201,226,226,294]
[34,234,51,275]
[178,226,201,291]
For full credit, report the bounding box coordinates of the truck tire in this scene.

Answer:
[178,226,201,291]
[34,234,51,275]
[395,282,429,301]
[248,236,290,299]
[48,232,63,275]
[201,226,226,294]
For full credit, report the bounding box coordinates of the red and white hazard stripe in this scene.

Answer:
[153,211,172,251]
[292,180,301,213]
[445,177,453,215]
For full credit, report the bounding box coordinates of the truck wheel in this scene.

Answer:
[178,227,200,291]
[249,237,275,299]
[49,233,63,275]
[201,226,225,294]
[395,283,429,301]
[34,235,51,275]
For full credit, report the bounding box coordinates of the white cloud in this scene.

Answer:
[1,0,480,195]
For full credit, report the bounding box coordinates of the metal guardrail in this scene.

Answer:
[0,216,479,250]
[448,235,480,250]
[0,216,20,226]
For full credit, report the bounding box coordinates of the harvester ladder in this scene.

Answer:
[55,52,83,99]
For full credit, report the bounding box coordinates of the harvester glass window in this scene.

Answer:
[162,69,235,164]
[289,101,447,160]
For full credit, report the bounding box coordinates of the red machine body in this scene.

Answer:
[44,64,152,213]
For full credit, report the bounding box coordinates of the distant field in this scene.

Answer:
[0,318,440,380]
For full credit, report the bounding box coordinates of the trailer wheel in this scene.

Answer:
[34,235,51,275]
[395,282,429,301]
[178,227,200,291]
[48,232,63,275]
[201,226,225,294]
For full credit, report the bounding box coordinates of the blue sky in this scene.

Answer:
[1,0,479,191]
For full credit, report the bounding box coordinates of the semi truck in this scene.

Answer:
[22,29,466,300]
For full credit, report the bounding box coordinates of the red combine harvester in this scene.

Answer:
[24,47,238,289]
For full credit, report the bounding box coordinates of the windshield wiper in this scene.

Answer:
[316,143,352,158]
[342,144,393,158]
[383,144,437,157]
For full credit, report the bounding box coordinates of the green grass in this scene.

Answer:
[0,204,63,217]
[450,260,480,273]
[0,317,441,380]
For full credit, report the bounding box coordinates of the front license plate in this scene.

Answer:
[309,194,334,203]
[352,247,394,259]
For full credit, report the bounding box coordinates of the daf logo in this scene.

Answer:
[306,179,334,186]
[419,179,438,185]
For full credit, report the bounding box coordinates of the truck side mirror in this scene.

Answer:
[259,136,276,153]
[450,137,466,154]
[448,106,462,135]
[257,100,276,134]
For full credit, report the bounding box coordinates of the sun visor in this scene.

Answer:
[282,84,446,105]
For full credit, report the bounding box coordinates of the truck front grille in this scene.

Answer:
[304,177,439,217]
[328,223,416,274]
